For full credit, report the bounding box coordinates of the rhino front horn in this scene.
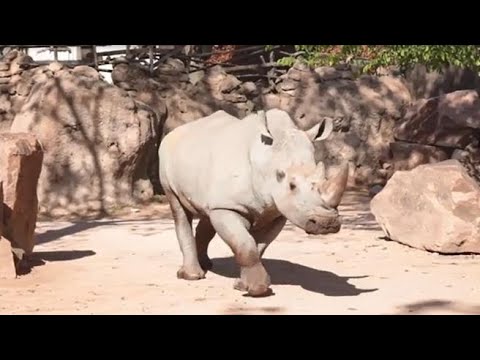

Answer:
[320,162,349,209]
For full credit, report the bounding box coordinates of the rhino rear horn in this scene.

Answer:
[320,162,349,208]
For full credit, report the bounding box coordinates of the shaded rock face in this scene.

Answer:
[10,72,159,217]
[258,64,413,186]
[114,60,413,188]
[389,141,450,171]
[370,160,480,254]
[394,90,480,149]
[405,64,480,100]
[0,133,43,255]
[392,89,480,182]
[112,63,258,194]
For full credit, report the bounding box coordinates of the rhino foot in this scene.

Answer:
[177,266,206,280]
[236,263,273,297]
[233,278,248,292]
[199,256,213,271]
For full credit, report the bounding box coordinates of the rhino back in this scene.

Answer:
[159,111,264,216]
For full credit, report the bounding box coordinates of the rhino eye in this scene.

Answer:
[289,182,296,191]
[276,170,286,182]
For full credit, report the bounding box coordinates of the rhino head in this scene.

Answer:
[252,109,349,235]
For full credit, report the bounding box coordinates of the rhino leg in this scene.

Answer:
[166,191,206,280]
[195,218,216,271]
[209,209,272,297]
[253,216,287,258]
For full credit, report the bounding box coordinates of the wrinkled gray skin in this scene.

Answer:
[159,108,349,297]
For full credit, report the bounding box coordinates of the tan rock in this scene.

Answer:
[370,160,480,254]
[0,134,43,255]
[395,90,480,148]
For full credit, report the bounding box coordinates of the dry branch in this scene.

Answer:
[190,45,265,59]
[223,62,286,73]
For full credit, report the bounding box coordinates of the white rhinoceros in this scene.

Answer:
[159,108,349,296]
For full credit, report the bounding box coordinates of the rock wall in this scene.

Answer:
[113,60,414,188]
[5,55,160,216]
[2,49,480,216]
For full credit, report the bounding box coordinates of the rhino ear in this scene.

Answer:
[263,109,296,140]
[305,117,334,142]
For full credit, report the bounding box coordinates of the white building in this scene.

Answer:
[22,45,144,83]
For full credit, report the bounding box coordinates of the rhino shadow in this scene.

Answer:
[15,250,96,276]
[210,257,377,297]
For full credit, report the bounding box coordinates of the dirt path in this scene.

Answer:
[1,190,479,315]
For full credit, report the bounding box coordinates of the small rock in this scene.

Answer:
[368,184,384,198]
[223,93,247,103]
[31,73,49,84]
[72,65,100,80]
[278,79,298,92]
[282,89,296,97]
[0,95,11,112]
[0,63,9,71]
[188,70,204,86]
[451,149,469,161]
[314,66,342,81]
[165,58,185,72]
[286,68,303,81]
[262,94,281,109]
[242,81,258,96]
[16,79,32,96]
[4,50,18,61]
[0,84,11,94]
[339,70,354,80]
[9,74,22,85]
[9,55,33,75]
[48,61,64,73]
[292,60,310,72]
[219,75,241,93]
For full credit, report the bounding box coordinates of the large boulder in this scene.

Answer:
[394,90,480,149]
[370,160,480,254]
[10,71,159,216]
[0,133,43,255]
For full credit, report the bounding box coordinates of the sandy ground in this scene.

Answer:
[1,190,479,315]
